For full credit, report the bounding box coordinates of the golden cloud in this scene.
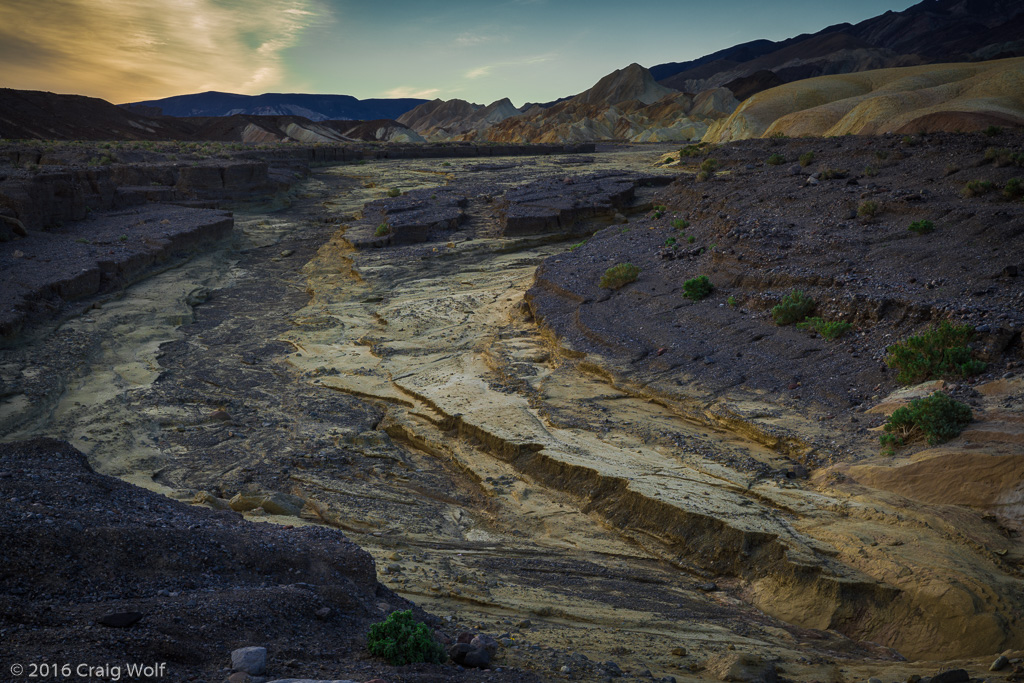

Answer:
[0,0,324,102]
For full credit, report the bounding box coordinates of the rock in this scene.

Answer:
[869,678,883,683]
[463,647,491,668]
[280,249,294,257]
[603,661,623,677]
[671,647,688,656]
[192,491,232,511]
[470,633,499,655]
[229,493,265,512]
[517,618,532,629]
[697,581,717,591]
[706,652,777,682]
[314,607,331,620]
[260,492,304,516]
[448,642,473,663]
[97,611,143,628]
[232,646,267,676]
[227,673,253,683]
[929,669,968,683]
[560,665,572,674]
[992,655,1009,671]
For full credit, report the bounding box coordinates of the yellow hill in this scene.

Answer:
[704,57,1024,142]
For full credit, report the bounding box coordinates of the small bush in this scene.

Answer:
[857,200,879,220]
[600,263,640,289]
[671,219,690,231]
[880,392,972,451]
[664,237,677,247]
[962,180,996,197]
[700,158,719,173]
[908,219,934,235]
[727,295,738,308]
[984,147,1013,167]
[799,151,815,167]
[863,165,878,177]
[375,223,390,237]
[651,204,667,219]
[696,170,712,182]
[687,235,696,244]
[663,155,677,164]
[367,610,447,666]
[884,320,986,385]
[797,316,851,340]
[682,275,713,301]
[771,290,815,325]
[1003,177,1024,200]
[567,240,586,251]
[387,188,402,197]
[766,153,786,166]
[983,125,1003,138]
[875,150,889,160]
[679,144,705,158]
[821,168,848,180]
[901,135,920,146]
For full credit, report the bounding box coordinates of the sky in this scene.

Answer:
[0,0,918,107]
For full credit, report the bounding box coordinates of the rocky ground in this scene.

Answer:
[1,138,1023,683]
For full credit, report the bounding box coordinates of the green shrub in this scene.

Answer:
[1003,177,1024,200]
[984,147,1013,167]
[679,144,705,158]
[375,223,390,237]
[863,165,878,177]
[682,275,713,301]
[983,125,1003,138]
[367,610,446,666]
[901,135,920,146]
[387,187,402,197]
[664,237,677,247]
[766,153,786,166]
[700,158,719,173]
[797,316,851,340]
[696,170,712,182]
[672,219,690,231]
[908,219,934,235]
[651,204,667,219]
[567,240,586,251]
[880,392,972,451]
[857,200,879,220]
[686,235,696,244]
[727,295,738,308]
[771,290,815,325]
[962,180,996,197]
[884,321,986,385]
[663,155,677,164]
[799,151,815,167]
[822,168,848,180]
[600,263,640,289]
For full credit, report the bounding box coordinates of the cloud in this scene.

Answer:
[454,32,494,47]
[465,66,492,79]
[0,0,325,102]
[381,86,441,99]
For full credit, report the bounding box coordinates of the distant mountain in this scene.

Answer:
[0,89,423,143]
[397,98,519,141]
[650,0,1024,99]
[123,91,429,122]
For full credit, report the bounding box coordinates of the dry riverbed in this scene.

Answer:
[2,145,1022,682]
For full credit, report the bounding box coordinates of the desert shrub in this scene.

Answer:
[1003,177,1024,200]
[879,392,972,451]
[863,165,878,177]
[567,240,586,251]
[686,235,696,244]
[962,180,996,197]
[672,219,690,231]
[367,610,446,666]
[983,125,1003,138]
[821,168,848,180]
[700,158,719,173]
[797,316,851,340]
[984,147,1013,167]
[663,155,677,164]
[727,295,738,308]
[387,187,402,197]
[799,151,815,167]
[375,223,390,237]
[679,144,705,158]
[908,219,934,235]
[651,204,667,219]
[600,263,640,289]
[682,275,713,301]
[766,153,786,166]
[875,150,889,160]
[696,170,712,182]
[884,320,986,385]
[901,135,920,146]
[857,200,879,220]
[664,237,677,247]
[771,290,815,325]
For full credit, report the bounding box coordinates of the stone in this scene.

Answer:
[462,647,491,669]
[97,611,143,628]
[929,670,968,683]
[448,642,473,663]
[869,678,883,683]
[232,647,267,676]
[671,647,687,656]
[603,661,623,677]
[470,633,499,656]
[192,491,232,511]
[260,492,304,516]
[991,655,1009,671]
[706,652,777,682]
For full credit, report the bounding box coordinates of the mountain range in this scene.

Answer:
[3,0,1022,144]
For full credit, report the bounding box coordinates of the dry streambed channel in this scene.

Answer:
[2,148,1019,682]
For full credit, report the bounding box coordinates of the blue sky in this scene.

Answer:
[0,0,916,106]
